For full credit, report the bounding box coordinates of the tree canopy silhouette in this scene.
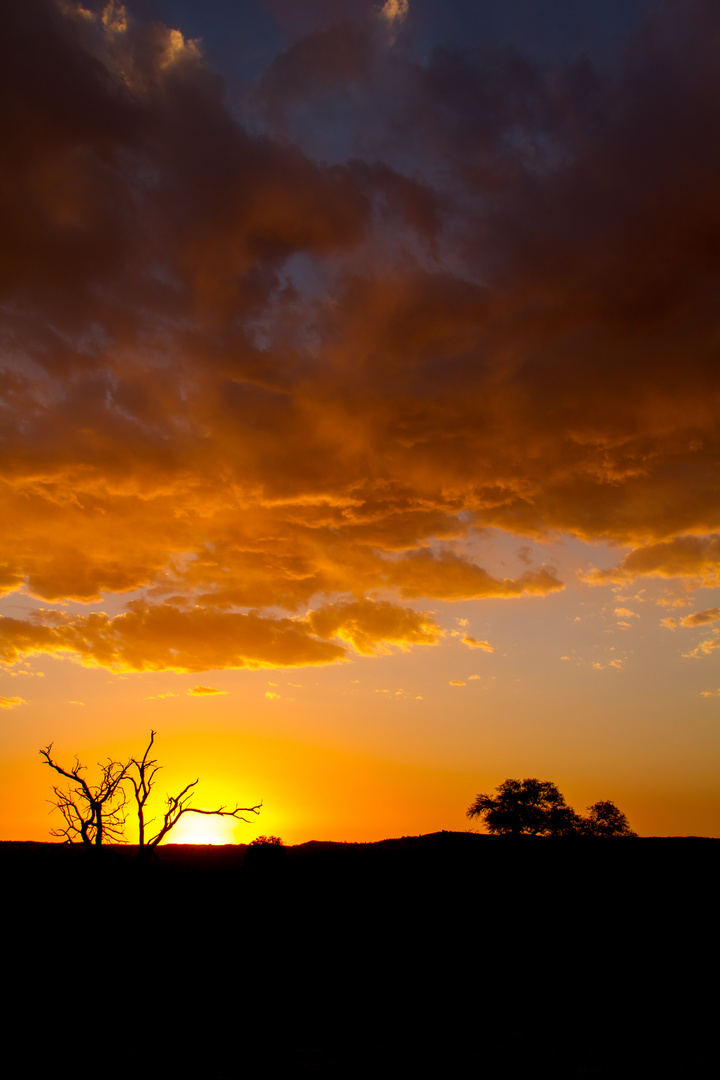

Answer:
[582,800,637,837]
[40,731,261,848]
[467,778,636,836]
[466,778,578,836]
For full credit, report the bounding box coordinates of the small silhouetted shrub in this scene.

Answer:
[245,834,287,870]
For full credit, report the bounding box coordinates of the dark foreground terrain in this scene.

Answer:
[4,833,718,1078]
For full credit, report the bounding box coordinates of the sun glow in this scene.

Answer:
[166,813,238,845]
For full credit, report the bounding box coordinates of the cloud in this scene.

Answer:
[0,597,442,672]
[680,608,720,628]
[583,537,720,586]
[449,680,465,686]
[614,608,638,619]
[0,605,346,672]
[0,696,26,709]
[2,2,720,672]
[683,638,720,659]
[461,635,493,651]
[380,0,409,26]
[305,598,442,655]
[388,551,564,601]
[188,685,228,696]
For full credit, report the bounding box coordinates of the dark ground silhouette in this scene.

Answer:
[4,833,717,1078]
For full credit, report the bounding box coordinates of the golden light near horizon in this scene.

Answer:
[1,1,720,843]
[168,814,239,847]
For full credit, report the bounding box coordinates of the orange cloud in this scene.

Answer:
[0,696,26,709]
[305,599,442,656]
[683,638,720,659]
[461,635,493,651]
[583,537,720,586]
[3,1,720,675]
[387,551,564,601]
[0,605,346,672]
[188,685,228,696]
[0,597,445,672]
[680,608,720,628]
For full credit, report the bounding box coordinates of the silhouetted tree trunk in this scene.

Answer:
[39,745,129,846]
[41,734,262,850]
[128,731,262,853]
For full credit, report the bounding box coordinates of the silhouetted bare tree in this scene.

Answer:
[40,744,129,846]
[127,730,262,849]
[41,732,262,848]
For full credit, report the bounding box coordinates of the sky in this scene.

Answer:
[1,0,719,844]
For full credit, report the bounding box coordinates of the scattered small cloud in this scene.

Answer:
[680,608,720,628]
[614,608,638,619]
[147,692,179,700]
[683,638,720,659]
[0,696,26,709]
[700,688,720,697]
[461,634,493,651]
[449,680,466,686]
[67,700,85,706]
[660,617,677,630]
[188,685,228,696]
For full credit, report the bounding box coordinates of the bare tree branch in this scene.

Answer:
[40,744,129,846]
[125,731,262,850]
[127,729,163,846]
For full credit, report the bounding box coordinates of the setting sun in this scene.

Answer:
[168,814,240,846]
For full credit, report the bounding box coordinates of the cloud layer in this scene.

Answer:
[2,1,720,670]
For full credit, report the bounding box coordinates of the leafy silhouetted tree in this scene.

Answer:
[246,833,286,870]
[466,778,580,836]
[127,730,262,850]
[39,744,129,847]
[467,778,636,837]
[582,800,637,837]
